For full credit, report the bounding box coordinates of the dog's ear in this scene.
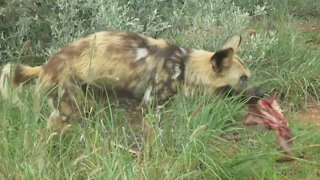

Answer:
[220,35,241,53]
[210,48,234,73]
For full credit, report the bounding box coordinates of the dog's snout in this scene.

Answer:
[245,87,266,104]
[253,89,265,98]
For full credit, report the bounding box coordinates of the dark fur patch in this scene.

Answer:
[150,44,188,78]
[217,85,265,104]
[143,44,190,105]
[211,48,231,73]
[57,41,90,59]
[13,64,32,86]
[121,32,148,48]
[43,57,65,83]
[148,43,178,58]
[244,87,266,104]
[42,41,90,83]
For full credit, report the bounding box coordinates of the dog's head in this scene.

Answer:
[211,35,264,101]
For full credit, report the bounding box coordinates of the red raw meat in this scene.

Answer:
[244,96,294,156]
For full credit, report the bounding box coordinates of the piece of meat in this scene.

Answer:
[243,96,294,156]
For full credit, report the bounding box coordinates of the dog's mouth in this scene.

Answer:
[243,96,294,156]
[216,85,266,105]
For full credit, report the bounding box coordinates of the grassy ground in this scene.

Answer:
[1,0,320,179]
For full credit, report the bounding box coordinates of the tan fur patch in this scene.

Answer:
[13,64,42,86]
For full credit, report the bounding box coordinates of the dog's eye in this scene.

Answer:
[240,75,249,89]
[240,75,248,81]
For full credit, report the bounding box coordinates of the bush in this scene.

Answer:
[1,0,271,64]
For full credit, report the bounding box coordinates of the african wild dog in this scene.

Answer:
[11,31,260,132]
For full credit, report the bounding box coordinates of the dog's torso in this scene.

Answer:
[40,31,193,104]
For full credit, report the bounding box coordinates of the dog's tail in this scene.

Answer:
[13,64,42,86]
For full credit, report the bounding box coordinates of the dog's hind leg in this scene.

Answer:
[49,80,88,133]
[34,76,87,133]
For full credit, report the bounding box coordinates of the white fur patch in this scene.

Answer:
[180,47,187,55]
[135,48,148,61]
[49,109,60,119]
[47,98,55,110]
[171,56,179,60]
[48,109,60,128]
[172,64,181,79]
[142,86,153,104]
[57,86,66,99]
[0,64,12,100]
[62,116,67,121]
[0,63,21,105]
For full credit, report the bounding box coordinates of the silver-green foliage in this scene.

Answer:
[1,0,272,60]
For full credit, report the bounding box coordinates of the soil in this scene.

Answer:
[298,22,320,33]
[292,18,320,125]
[298,20,320,48]
[292,102,320,126]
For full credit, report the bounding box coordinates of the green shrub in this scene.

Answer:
[1,0,269,63]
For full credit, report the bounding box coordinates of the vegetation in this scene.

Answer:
[1,0,320,179]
